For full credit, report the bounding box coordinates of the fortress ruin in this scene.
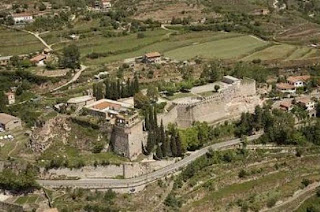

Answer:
[159,76,262,128]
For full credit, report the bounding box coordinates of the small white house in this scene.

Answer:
[12,13,33,24]
[287,75,310,88]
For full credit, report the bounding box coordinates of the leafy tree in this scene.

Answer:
[147,85,159,102]
[134,92,149,109]
[60,44,81,69]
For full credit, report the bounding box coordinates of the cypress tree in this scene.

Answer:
[149,106,154,130]
[104,78,111,99]
[133,75,139,94]
[111,81,117,100]
[145,109,150,131]
[162,134,170,157]
[170,134,177,157]
[156,145,163,159]
[116,79,121,99]
[146,131,155,154]
[125,78,131,98]
[153,106,158,128]
[160,120,165,144]
[176,133,183,157]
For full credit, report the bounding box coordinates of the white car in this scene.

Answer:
[0,128,4,132]
[7,135,14,140]
[0,136,3,140]
[4,135,8,140]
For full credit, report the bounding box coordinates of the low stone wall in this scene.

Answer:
[41,165,124,179]
[124,159,176,178]
[0,201,23,212]
[41,159,176,180]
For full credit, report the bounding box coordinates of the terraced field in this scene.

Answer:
[0,27,44,56]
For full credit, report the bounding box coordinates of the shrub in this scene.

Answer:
[302,178,312,187]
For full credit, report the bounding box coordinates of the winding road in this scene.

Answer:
[50,65,87,92]
[37,134,261,189]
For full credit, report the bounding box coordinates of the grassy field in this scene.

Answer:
[0,27,44,56]
[83,31,244,65]
[164,35,269,60]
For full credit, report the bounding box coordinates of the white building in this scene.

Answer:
[12,13,33,24]
[296,97,315,111]
[287,75,310,88]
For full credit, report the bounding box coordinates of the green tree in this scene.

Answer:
[147,85,159,102]
[214,84,220,92]
[60,44,80,69]
[134,92,149,109]
[155,145,163,159]
[146,131,156,154]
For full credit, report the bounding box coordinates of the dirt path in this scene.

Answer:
[22,30,52,51]
[262,182,320,212]
[50,65,87,92]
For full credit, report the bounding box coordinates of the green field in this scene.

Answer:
[164,35,269,60]
[82,31,244,65]
[0,27,44,56]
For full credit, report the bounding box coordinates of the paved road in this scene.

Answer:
[38,134,261,189]
[50,65,87,92]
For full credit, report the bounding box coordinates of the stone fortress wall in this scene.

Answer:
[161,78,261,128]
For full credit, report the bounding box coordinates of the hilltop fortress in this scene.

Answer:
[159,76,262,128]
[110,76,261,159]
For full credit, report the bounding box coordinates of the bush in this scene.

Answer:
[267,197,277,208]
[164,193,181,208]
[302,178,312,187]
[238,169,248,178]
[137,32,145,39]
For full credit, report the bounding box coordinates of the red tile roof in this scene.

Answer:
[145,52,161,58]
[30,54,46,63]
[287,75,310,84]
[276,83,295,90]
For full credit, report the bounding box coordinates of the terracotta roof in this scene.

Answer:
[280,100,292,109]
[30,54,46,63]
[92,102,121,110]
[287,75,310,83]
[296,97,313,105]
[5,92,14,96]
[276,83,295,90]
[145,52,161,58]
[0,113,20,125]
[12,13,33,18]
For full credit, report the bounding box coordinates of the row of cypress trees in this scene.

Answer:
[144,106,183,159]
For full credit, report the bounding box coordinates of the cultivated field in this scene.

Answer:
[0,27,44,56]
[164,35,269,60]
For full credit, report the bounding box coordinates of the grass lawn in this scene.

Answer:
[166,92,195,100]
[164,35,269,61]
[15,194,39,205]
[0,27,44,56]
